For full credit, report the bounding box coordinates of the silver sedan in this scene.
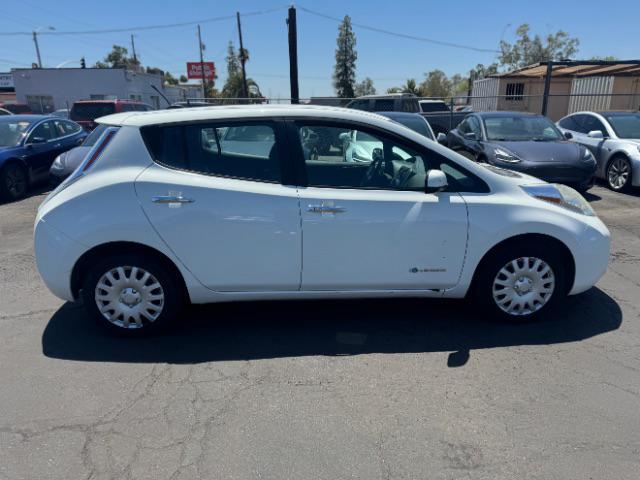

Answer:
[557,111,640,191]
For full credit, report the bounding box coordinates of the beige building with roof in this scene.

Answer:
[471,61,640,120]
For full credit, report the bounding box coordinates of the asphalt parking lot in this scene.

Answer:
[1,184,639,480]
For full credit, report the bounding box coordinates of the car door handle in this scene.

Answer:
[152,195,195,204]
[307,205,346,214]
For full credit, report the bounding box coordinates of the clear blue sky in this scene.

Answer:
[1,0,639,98]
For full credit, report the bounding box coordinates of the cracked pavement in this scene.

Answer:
[1,185,639,479]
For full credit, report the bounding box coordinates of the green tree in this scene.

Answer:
[471,63,499,80]
[354,77,376,96]
[400,78,421,95]
[386,86,402,94]
[332,15,357,98]
[95,45,138,69]
[179,75,188,83]
[419,70,452,98]
[221,41,260,101]
[164,72,179,86]
[499,24,579,70]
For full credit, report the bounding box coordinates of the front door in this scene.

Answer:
[290,121,469,291]
[135,120,301,292]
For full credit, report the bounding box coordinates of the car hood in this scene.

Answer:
[489,140,582,163]
[60,145,91,170]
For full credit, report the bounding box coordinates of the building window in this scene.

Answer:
[25,95,54,114]
[130,94,142,101]
[505,82,524,101]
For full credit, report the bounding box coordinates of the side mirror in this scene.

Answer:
[425,169,448,193]
[587,130,604,139]
[29,136,47,145]
[563,131,573,140]
[338,132,350,142]
[436,132,447,145]
[463,132,477,141]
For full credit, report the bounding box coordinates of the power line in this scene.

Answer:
[297,5,500,54]
[0,5,288,36]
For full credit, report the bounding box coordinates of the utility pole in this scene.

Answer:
[197,24,206,100]
[130,34,138,65]
[32,31,42,68]
[236,12,249,100]
[287,6,299,104]
[541,60,554,116]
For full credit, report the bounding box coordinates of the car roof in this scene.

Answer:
[0,114,50,122]
[98,104,398,128]
[73,99,144,104]
[376,111,424,119]
[474,111,541,118]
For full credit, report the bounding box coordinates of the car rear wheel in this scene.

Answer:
[81,254,183,336]
[606,156,632,192]
[1,162,28,201]
[473,244,565,322]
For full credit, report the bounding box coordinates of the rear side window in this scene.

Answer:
[558,115,580,132]
[373,99,395,111]
[142,122,281,183]
[71,103,116,120]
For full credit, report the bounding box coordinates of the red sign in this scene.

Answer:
[187,62,215,80]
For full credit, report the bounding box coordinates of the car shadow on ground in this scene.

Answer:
[42,287,621,367]
[0,183,51,206]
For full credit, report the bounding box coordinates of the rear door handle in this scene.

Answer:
[307,205,346,214]
[152,195,195,204]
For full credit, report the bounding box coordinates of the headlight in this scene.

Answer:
[50,154,65,171]
[521,184,595,216]
[494,147,521,163]
[582,148,595,162]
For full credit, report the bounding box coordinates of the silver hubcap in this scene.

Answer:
[492,257,555,316]
[95,266,164,329]
[608,158,630,189]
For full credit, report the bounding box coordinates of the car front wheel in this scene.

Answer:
[1,162,28,201]
[81,254,183,336]
[607,156,632,191]
[474,244,565,322]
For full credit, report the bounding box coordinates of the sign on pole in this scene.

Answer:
[187,62,215,80]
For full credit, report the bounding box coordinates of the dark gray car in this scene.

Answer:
[49,124,107,183]
[446,112,597,191]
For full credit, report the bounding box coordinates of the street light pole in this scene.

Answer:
[32,26,55,68]
[32,31,42,68]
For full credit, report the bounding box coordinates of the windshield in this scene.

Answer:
[71,103,115,121]
[603,113,640,139]
[420,101,449,113]
[0,119,32,147]
[483,115,563,141]
[392,116,433,139]
[82,124,107,147]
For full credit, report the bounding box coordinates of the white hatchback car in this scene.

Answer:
[34,105,610,335]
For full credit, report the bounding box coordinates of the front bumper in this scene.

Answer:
[569,216,611,295]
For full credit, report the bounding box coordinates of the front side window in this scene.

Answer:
[603,113,640,139]
[28,121,53,142]
[296,123,488,193]
[581,115,608,136]
[483,115,562,141]
[468,117,482,137]
[143,122,281,183]
[558,115,581,132]
[457,118,470,134]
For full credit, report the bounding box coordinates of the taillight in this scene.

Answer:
[81,129,116,172]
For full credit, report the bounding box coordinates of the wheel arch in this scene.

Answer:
[469,233,576,296]
[70,241,190,302]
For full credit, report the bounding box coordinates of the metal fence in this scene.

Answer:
[177,92,640,133]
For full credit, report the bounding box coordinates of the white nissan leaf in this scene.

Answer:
[34,105,610,335]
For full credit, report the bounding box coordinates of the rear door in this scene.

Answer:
[135,119,302,292]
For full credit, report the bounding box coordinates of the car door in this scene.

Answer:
[578,114,609,160]
[135,119,302,292]
[289,120,469,291]
[449,116,482,160]
[24,120,55,177]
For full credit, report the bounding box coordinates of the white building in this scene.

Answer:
[11,67,199,113]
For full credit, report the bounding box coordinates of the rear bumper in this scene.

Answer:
[34,220,84,302]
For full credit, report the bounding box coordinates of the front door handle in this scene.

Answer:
[307,205,346,214]
[152,195,195,204]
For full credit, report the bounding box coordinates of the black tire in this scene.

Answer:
[81,253,183,336]
[606,155,632,192]
[0,162,28,201]
[472,242,566,323]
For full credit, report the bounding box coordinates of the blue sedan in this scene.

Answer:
[0,115,87,200]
